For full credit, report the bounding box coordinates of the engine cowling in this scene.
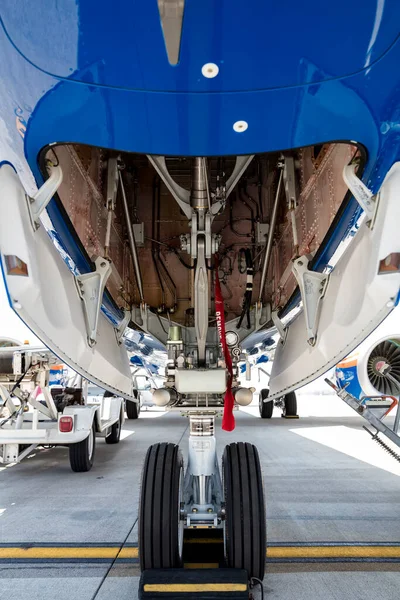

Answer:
[336,336,400,399]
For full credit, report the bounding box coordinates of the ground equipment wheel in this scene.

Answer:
[259,388,273,418]
[223,442,266,580]
[139,442,184,571]
[69,422,96,472]
[105,410,122,444]
[283,391,297,416]
[126,393,140,419]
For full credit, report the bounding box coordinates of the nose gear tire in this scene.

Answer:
[222,442,266,580]
[139,442,184,571]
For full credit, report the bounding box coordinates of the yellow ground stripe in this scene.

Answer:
[0,547,120,559]
[1,545,400,560]
[267,546,400,558]
[118,547,139,559]
[144,584,247,593]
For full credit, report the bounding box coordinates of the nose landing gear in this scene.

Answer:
[138,413,267,593]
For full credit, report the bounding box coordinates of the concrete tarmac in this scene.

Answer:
[1,395,400,600]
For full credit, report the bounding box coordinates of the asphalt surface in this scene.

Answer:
[1,395,400,600]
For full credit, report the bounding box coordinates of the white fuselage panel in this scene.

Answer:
[0,164,133,398]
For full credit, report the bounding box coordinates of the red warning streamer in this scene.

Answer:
[214,256,235,431]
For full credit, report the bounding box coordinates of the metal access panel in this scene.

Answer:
[175,368,227,394]
[0,163,133,399]
[269,162,400,398]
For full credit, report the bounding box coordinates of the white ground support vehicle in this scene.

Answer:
[0,345,125,472]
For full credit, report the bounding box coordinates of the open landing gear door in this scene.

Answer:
[0,163,133,399]
[269,163,400,398]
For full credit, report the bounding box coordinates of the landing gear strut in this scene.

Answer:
[138,414,267,581]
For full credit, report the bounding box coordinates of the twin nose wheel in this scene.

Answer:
[138,441,266,581]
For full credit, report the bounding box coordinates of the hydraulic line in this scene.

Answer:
[171,247,196,270]
[239,187,256,248]
[258,168,283,303]
[240,186,259,221]
[119,170,144,302]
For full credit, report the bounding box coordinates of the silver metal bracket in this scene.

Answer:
[27,165,63,230]
[343,163,376,222]
[115,310,131,345]
[292,256,329,346]
[75,257,112,347]
[272,310,287,344]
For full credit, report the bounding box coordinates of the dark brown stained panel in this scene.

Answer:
[48,142,358,324]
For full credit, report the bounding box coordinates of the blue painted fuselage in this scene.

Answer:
[1,1,400,327]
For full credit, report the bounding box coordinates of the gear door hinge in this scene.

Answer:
[75,257,112,347]
[292,256,329,346]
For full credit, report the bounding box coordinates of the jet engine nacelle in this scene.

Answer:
[336,334,400,399]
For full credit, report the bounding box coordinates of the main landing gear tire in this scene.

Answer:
[139,442,184,571]
[69,422,96,472]
[223,442,266,581]
[105,411,122,444]
[126,393,140,420]
[283,391,297,417]
[259,388,274,418]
